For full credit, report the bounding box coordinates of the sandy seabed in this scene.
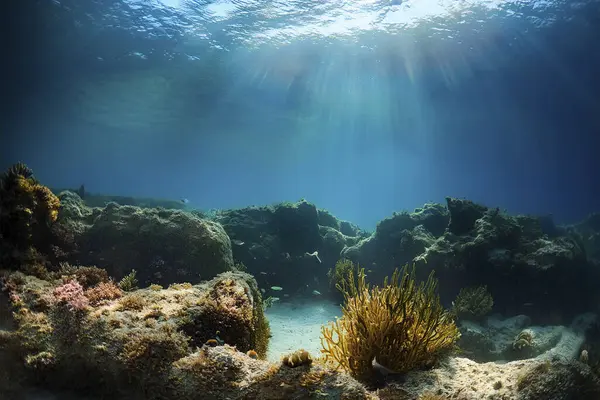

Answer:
[265,299,342,362]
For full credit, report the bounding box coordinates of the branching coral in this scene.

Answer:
[451,285,494,321]
[320,264,460,383]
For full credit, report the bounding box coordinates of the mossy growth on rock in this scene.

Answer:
[0,163,61,271]
[445,197,488,235]
[451,285,493,321]
[179,271,270,359]
[321,264,460,383]
[74,203,235,286]
[515,359,600,399]
[1,268,271,398]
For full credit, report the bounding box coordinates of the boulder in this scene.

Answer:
[216,200,361,297]
[57,192,234,285]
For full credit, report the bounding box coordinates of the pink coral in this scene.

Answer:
[52,280,89,310]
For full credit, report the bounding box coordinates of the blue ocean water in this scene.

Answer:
[3,0,600,229]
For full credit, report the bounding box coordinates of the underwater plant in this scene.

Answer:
[119,269,139,292]
[451,285,494,321]
[84,281,123,305]
[327,258,359,295]
[58,263,110,288]
[320,264,459,383]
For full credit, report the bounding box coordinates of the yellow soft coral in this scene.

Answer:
[0,163,61,271]
[320,263,459,383]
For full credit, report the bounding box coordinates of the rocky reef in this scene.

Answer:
[342,198,598,324]
[0,269,274,399]
[3,164,600,399]
[57,191,234,286]
[52,188,600,327]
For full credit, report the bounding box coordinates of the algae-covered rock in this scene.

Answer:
[446,197,488,236]
[170,345,370,400]
[0,270,374,400]
[415,204,597,323]
[341,219,438,283]
[0,270,272,398]
[515,359,600,400]
[178,271,270,358]
[216,200,358,297]
[58,199,234,286]
[0,163,62,272]
[457,313,589,363]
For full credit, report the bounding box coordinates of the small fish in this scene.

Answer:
[312,290,321,296]
[283,294,289,297]
[232,239,245,246]
[271,286,283,291]
[180,198,190,204]
[260,272,268,275]
[215,331,225,346]
[306,251,322,263]
[523,302,534,307]
[260,288,265,294]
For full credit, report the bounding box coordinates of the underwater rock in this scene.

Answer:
[317,208,340,230]
[457,313,593,363]
[390,356,600,400]
[216,200,358,297]
[514,358,600,400]
[341,220,437,283]
[170,345,369,400]
[415,204,597,323]
[0,270,271,398]
[0,163,62,272]
[57,197,234,286]
[55,190,188,210]
[567,213,600,264]
[339,219,364,237]
[3,269,600,399]
[446,197,488,235]
[340,204,447,277]
[319,225,360,269]
[382,313,599,399]
[317,209,365,237]
[178,271,270,357]
[56,190,94,221]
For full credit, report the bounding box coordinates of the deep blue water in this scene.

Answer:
[3,0,600,229]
